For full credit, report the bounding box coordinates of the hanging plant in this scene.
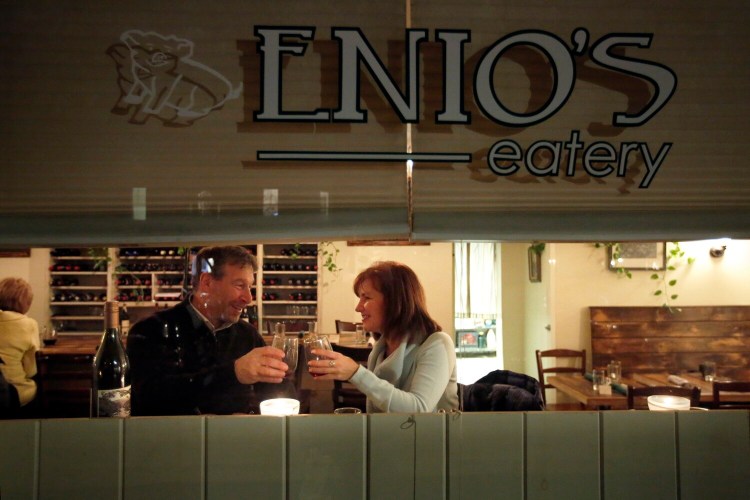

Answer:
[318,241,341,275]
[651,242,695,310]
[594,242,694,310]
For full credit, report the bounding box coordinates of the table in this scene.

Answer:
[632,372,750,404]
[547,374,628,409]
[36,335,100,417]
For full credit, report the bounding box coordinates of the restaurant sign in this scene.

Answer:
[109,26,676,189]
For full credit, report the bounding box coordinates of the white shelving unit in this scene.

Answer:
[115,247,188,309]
[49,249,109,335]
[258,243,319,334]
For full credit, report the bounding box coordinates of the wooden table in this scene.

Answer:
[547,374,628,409]
[632,372,750,404]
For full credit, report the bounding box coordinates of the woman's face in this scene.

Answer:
[355,278,386,333]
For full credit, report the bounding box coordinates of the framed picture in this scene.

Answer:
[528,247,542,282]
[608,242,666,271]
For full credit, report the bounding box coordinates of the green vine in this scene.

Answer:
[318,241,341,274]
[595,242,694,310]
[529,242,546,255]
[651,242,695,310]
[594,242,631,278]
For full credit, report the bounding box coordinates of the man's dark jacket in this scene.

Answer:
[127,300,289,415]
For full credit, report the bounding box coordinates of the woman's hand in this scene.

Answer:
[308,349,360,380]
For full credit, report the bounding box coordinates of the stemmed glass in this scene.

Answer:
[272,332,299,377]
[303,333,332,363]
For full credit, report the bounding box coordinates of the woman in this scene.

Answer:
[309,261,458,413]
[0,277,40,410]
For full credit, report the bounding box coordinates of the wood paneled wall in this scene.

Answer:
[590,306,750,379]
[1,412,748,499]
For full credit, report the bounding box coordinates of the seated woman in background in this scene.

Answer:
[0,277,40,413]
[309,261,458,413]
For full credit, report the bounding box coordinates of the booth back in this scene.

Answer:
[1,411,748,499]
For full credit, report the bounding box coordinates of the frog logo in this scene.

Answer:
[107,30,241,126]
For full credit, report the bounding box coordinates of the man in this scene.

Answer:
[127,246,289,415]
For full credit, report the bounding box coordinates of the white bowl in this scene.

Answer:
[647,395,691,411]
[260,398,300,416]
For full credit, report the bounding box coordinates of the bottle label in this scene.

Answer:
[97,385,131,417]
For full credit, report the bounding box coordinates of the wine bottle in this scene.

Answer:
[91,301,131,417]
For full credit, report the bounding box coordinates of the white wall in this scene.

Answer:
[317,241,454,336]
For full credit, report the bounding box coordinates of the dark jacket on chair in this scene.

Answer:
[461,370,544,411]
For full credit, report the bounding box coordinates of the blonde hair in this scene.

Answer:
[0,277,34,314]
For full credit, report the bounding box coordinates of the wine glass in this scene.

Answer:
[303,333,332,363]
[272,334,298,377]
[42,326,58,346]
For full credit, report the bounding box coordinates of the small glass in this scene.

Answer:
[272,334,298,377]
[354,324,366,345]
[607,360,622,384]
[274,322,286,336]
[701,361,716,382]
[334,407,362,414]
[592,368,608,393]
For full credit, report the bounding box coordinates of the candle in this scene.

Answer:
[260,398,300,416]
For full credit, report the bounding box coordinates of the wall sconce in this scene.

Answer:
[709,238,730,258]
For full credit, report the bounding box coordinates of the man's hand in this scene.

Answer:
[234,346,288,384]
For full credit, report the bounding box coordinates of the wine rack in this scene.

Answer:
[259,243,319,333]
[49,248,109,334]
[46,244,315,336]
[115,247,187,307]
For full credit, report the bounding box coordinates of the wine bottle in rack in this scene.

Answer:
[91,301,131,417]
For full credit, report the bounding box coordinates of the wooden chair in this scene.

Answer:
[330,343,370,412]
[627,385,701,410]
[535,349,586,409]
[335,320,360,333]
[712,381,750,409]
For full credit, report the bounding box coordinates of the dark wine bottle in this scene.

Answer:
[91,301,131,417]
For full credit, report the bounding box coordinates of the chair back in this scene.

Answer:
[535,349,586,404]
[712,381,750,409]
[335,320,360,333]
[627,385,701,410]
[330,343,371,411]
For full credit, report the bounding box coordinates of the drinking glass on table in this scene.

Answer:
[354,324,366,345]
[607,360,622,384]
[274,321,286,336]
[701,361,716,382]
[272,333,298,377]
[592,368,607,392]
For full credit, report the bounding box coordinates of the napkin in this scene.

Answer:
[667,375,693,388]
[611,383,628,395]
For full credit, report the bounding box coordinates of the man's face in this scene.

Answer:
[199,263,254,327]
